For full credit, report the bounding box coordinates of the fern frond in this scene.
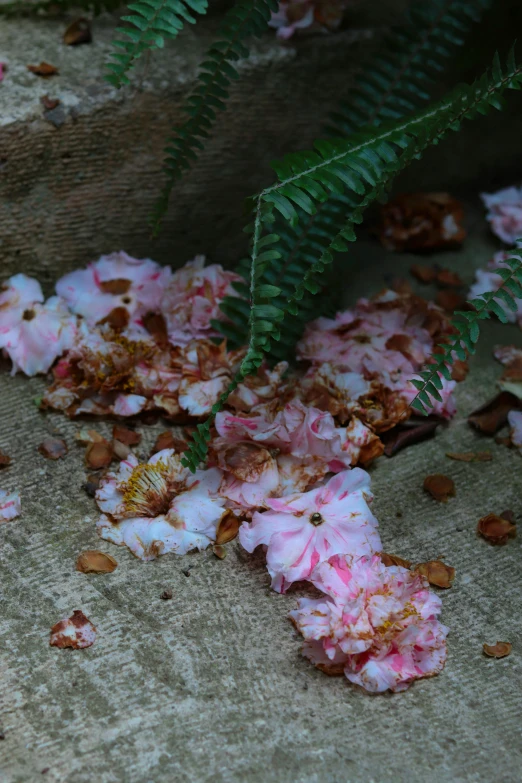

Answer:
[216,0,492,355]
[152,0,278,233]
[411,249,522,414]
[106,0,208,88]
[183,47,522,469]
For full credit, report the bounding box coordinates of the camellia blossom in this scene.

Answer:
[0,274,76,375]
[56,251,171,329]
[239,469,381,592]
[481,186,522,244]
[95,449,226,560]
[290,553,448,693]
[469,251,522,328]
[161,255,242,346]
[0,489,21,522]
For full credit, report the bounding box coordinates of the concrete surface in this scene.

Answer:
[0,204,521,783]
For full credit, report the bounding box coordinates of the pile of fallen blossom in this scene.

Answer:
[2,183,521,692]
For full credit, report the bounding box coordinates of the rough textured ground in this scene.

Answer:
[0,204,521,782]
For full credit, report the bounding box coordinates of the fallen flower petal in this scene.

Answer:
[380,552,412,568]
[290,553,448,693]
[413,560,455,588]
[378,192,465,252]
[481,186,522,244]
[483,641,512,658]
[477,513,516,544]
[112,440,131,460]
[50,610,96,649]
[423,474,455,502]
[436,268,463,288]
[435,289,467,313]
[40,95,60,111]
[38,438,68,460]
[410,264,436,284]
[508,410,522,452]
[27,62,59,77]
[215,510,240,544]
[160,589,173,600]
[446,451,492,462]
[239,468,381,592]
[0,450,11,468]
[76,550,118,574]
[213,544,227,559]
[468,392,522,435]
[112,425,141,446]
[63,17,92,45]
[85,440,113,470]
[151,431,187,455]
[0,489,21,521]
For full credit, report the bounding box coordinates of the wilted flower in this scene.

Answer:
[56,251,171,329]
[239,469,381,592]
[0,274,76,375]
[481,186,522,244]
[161,256,242,346]
[290,553,448,692]
[95,449,226,560]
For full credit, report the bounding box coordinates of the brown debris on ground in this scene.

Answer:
[27,62,59,77]
[483,642,512,658]
[468,392,521,435]
[38,438,68,460]
[413,559,455,588]
[49,610,96,649]
[477,513,516,545]
[85,440,113,470]
[378,192,466,252]
[423,474,456,502]
[380,553,412,568]
[446,451,492,462]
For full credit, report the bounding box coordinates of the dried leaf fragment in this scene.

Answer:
[112,440,131,460]
[38,438,68,460]
[436,268,463,287]
[383,420,439,457]
[160,589,173,600]
[63,18,92,46]
[112,425,141,446]
[446,451,492,462]
[213,544,227,559]
[76,550,117,574]
[27,62,59,78]
[381,552,412,569]
[378,192,466,252]
[477,513,516,545]
[215,511,240,545]
[410,264,436,284]
[0,450,11,469]
[468,392,521,435]
[435,289,467,313]
[414,559,455,588]
[50,610,96,649]
[483,641,512,658]
[75,428,105,445]
[423,474,455,502]
[85,440,113,470]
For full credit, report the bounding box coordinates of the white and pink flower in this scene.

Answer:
[56,251,171,329]
[508,410,522,453]
[0,489,21,522]
[95,449,226,560]
[239,469,381,592]
[469,251,522,327]
[0,274,76,375]
[481,186,522,245]
[290,553,448,693]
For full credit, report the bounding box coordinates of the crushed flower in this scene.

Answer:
[0,489,21,522]
[289,553,448,692]
[50,610,96,649]
[481,185,522,244]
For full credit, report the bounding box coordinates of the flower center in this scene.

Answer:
[22,309,35,321]
[310,512,324,526]
[123,461,172,517]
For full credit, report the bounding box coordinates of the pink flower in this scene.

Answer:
[508,410,522,452]
[56,251,170,328]
[269,1,315,38]
[239,469,381,592]
[95,449,226,560]
[481,186,522,244]
[400,376,457,420]
[0,489,21,522]
[0,274,76,375]
[290,554,448,693]
[161,256,243,346]
[469,252,522,327]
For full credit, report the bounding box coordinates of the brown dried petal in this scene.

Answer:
[160,589,173,600]
[142,312,169,346]
[390,277,414,295]
[380,552,412,569]
[477,513,516,545]
[85,440,113,470]
[451,359,470,382]
[76,428,105,445]
[483,642,512,658]
[423,474,455,502]
[27,62,58,77]
[383,420,439,457]
[468,392,521,435]
[99,306,129,331]
[40,95,60,111]
[435,289,467,313]
[0,449,11,468]
[112,425,141,446]
[436,268,463,288]
[500,509,516,524]
[213,544,227,559]
[63,17,92,46]
[410,264,436,284]
[38,438,68,460]
[112,439,131,460]
[446,451,492,462]
[221,442,273,482]
[50,610,96,649]
[151,431,187,455]
[414,559,455,588]
[215,511,240,545]
[98,278,131,295]
[76,550,117,574]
